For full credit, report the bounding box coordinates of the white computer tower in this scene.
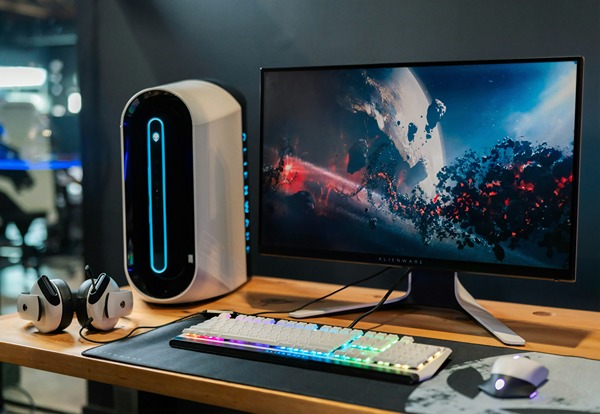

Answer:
[120,80,247,304]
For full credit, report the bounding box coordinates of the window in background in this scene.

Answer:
[0,1,86,413]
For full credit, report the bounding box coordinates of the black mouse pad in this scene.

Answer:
[83,313,521,412]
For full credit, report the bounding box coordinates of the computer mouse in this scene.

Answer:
[479,354,549,398]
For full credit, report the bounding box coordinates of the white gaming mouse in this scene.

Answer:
[479,354,549,398]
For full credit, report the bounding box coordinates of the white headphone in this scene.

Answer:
[17,269,133,333]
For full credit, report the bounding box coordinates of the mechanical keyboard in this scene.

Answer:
[169,312,452,383]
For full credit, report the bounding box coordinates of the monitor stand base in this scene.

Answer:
[289,270,525,346]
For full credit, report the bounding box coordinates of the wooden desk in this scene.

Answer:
[1,276,599,414]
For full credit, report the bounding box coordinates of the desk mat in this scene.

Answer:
[82,314,600,413]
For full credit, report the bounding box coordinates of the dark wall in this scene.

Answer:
[77,0,600,310]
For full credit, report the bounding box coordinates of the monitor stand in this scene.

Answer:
[289,269,526,346]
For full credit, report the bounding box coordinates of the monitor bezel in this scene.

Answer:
[258,56,584,282]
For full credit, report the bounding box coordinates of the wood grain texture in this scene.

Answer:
[1,276,599,413]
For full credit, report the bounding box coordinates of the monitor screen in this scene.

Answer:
[259,57,583,281]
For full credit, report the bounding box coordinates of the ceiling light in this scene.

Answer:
[0,67,47,88]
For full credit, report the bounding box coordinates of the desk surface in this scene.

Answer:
[1,275,599,414]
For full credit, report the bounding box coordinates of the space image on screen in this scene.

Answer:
[259,57,582,280]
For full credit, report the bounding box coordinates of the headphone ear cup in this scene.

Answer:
[52,279,75,332]
[76,274,124,331]
[17,276,74,333]
[75,279,93,328]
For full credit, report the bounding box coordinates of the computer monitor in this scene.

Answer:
[258,57,584,345]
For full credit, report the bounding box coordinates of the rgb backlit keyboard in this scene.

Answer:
[169,312,452,383]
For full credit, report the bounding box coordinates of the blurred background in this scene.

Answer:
[0,1,86,413]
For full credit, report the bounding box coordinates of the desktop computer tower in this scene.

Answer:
[120,80,247,304]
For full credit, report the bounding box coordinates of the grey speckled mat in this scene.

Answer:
[83,314,599,413]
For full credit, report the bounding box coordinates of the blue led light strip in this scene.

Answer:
[242,132,251,254]
[147,117,168,273]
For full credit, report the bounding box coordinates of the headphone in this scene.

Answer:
[17,267,133,334]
